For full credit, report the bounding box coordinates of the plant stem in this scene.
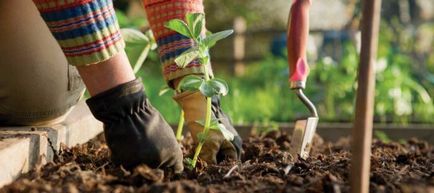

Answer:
[191,142,203,167]
[191,96,212,167]
[176,110,185,141]
[191,63,213,168]
[203,65,212,139]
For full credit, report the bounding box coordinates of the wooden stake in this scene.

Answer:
[350,0,382,193]
[233,17,246,76]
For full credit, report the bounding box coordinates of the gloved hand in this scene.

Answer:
[86,78,183,173]
[174,91,242,164]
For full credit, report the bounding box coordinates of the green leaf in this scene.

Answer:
[186,13,205,39]
[158,86,172,96]
[208,78,229,96]
[178,75,203,92]
[184,157,193,164]
[198,79,228,97]
[205,30,212,36]
[196,119,219,129]
[121,28,150,43]
[196,131,207,143]
[199,81,217,97]
[216,123,235,141]
[195,120,206,126]
[203,30,234,48]
[184,158,194,170]
[195,119,234,141]
[199,56,209,65]
[210,120,220,130]
[121,28,152,73]
[164,19,192,38]
[174,47,200,68]
[196,78,229,97]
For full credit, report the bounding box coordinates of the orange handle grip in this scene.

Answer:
[287,0,311,88]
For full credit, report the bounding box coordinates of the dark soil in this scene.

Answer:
[1,131,433,193]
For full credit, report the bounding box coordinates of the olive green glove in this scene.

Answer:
[86,79,183,173]
[174,91,242,164]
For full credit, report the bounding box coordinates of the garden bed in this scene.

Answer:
[1,131,432,193]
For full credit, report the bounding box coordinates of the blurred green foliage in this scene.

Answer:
[116,9,147,29]
[374,130,391,143]
[116,5,433,124]
[138,40,433,124]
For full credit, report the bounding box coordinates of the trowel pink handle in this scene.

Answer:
[287,0,311,89]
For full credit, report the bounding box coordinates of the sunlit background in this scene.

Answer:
[113,0,434,125]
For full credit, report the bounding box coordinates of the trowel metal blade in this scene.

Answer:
[289,117,319,160]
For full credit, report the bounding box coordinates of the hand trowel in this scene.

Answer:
[286,0,319,160]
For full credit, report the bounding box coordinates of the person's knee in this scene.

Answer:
[0,75,85,126]
[0,0,85,125]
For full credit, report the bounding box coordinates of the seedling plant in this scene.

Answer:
[165,13,235,169]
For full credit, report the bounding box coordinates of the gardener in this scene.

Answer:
[0,0,241,173]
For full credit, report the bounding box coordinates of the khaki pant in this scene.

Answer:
[0,0,85,126]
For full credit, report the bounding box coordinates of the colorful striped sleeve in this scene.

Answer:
[33,0,125,66]
[143,0,211,83]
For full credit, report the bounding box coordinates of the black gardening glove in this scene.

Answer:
[86,79,183,173]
